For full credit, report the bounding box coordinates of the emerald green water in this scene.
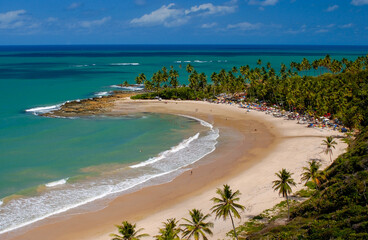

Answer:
[0,114,199,198]
[0,45,367,234]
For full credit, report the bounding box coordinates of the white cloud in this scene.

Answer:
[316,29,329,33]
[351,0,368,6]
[340,23,353,28]
[0,9,26,29]
[130,3,187,27]
[130,2,237,27]
[326,5,339,12]
[227,22,261,30]
[185,3,236,16]
[201,22,217,28]
[248,0,279,6]
[68,2,82,10]
[79,16,111,28]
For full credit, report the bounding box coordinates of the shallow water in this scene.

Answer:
[0,44,367,234]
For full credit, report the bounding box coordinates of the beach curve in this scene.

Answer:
[3,99,346,240]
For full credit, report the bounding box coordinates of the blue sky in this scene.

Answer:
[0,0,367,45]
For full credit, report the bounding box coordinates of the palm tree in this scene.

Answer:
[180,209,213,240]
[211,184,245,240]
[110,221,148,240]
[186,64,194,74]
[272,169,296,220]
[322,136,337,162]
[301,159,324,189]
[155,218,181,240]
[231,66,238,73]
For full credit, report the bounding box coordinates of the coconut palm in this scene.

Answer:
[169,69,179,88]
[301,159,325,189]
[110,221,148,240]
[272,169,296,220]
[135,73,146,85]
[322,136,337,162]
[180,209,213,240]
[155,218,181,240]
[186,64,194,73]
[211,184,245,240]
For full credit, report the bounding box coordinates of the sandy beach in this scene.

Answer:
[3,99,346,240]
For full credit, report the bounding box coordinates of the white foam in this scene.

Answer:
[130,133,200,168]
[110,63,140,66]
[95,91,111,97]
[183,61,191,63]
[110,85,144,91]
[25,98,81,116]
[194,60,207,63]
[178,114,214,129]
[0,200,3,207]
[25,104,62,115]
[0,116,219,235]
[45,178,69,187]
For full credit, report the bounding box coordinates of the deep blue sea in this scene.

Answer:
[0,45,367,234]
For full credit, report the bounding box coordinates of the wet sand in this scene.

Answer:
[3,99,346,240]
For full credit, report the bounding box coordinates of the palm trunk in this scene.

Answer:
[286,194,290,221]
[229,212,238,240]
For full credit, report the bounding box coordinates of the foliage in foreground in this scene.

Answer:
[241,128,368,239]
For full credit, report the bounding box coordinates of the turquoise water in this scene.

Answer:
[0,45,367,234]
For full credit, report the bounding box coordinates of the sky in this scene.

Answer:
[0,0,367,45]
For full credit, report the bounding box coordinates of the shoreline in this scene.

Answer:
[3,98,346,240]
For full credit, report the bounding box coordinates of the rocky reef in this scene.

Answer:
[42,92,137,118]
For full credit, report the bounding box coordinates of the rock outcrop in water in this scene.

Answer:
[42,92,137,118]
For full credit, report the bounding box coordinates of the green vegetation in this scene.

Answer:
[131,87,213,100]
[132,55,368,130]
[300,159,324,189]
[238,128,368,239]
[155,218,181,240]
[110,56,368,239]
[110,221,148,240]
[211,184,245,240]
[180,209,214,240]
[272,169,296,220]
[322,136,338,162]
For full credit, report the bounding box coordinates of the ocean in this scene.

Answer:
[0,45,367,234]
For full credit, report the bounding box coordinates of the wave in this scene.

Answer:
[178,114,213,129]
[110,85,144,91]
[130,133,200,168]
[95,91,112,97]
[175,60,227,64]
[25,104,62,115]
[0,115,219,235]
[45,178,69,187]
[73,64,89,68]
[0,200,3,206]
[109,63,140,66]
